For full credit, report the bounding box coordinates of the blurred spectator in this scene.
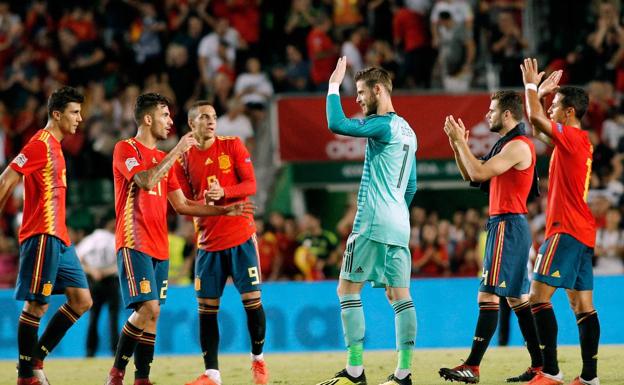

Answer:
[409,206,427,249]
[430,0,473,48]
[168,217,194,285]
[76,214,119,357]
[594,207,624,275]
[217,98,254,148]
[0,229,17,288]
[58,27,106,86]
[393,0,432,88]
[296,213,340,279]
[128,2,167,79]
[490,11,527,87]
[412,223,450,277]
[210,71,235,116]
[165,43,199,109]
[275,213,301,279]
[285,0,319,56]
[306,13,338,89]
[255,217,281,281]
[367,0,394,43]
[586,0,624,83]
[285,44,311,92]
[601,106,624,150]
[198,17,241,91]
[234,57,274,110]
[432,10,475,92]
[0,1,23,69]
[331,0,363,40]
[341,27,365,95]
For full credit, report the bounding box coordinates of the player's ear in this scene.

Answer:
[51,110,61,121]
[143,113,152,126]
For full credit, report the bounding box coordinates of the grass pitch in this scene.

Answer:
[1,346,622,385]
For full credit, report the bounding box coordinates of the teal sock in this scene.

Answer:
[340,294,365,366]
[392,299,416,372]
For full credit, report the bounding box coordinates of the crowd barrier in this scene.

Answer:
[0,276,622,359]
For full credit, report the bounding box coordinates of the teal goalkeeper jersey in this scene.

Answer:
[326,94,417,247]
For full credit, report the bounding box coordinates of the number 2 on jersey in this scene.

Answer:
[397,144,410,188]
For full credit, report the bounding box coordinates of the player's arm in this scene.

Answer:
[168,189,255,217]
[0,167,21,212]
[449,130,471,181]
[133,133,198,191]
[326,56,387,139]
[207,139,256,202]
[404,155,417,207]
[445,116,529,182]
[521,58,561,139]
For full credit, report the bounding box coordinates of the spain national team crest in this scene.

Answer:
[42,283,53,296]
[140,279,151,294]
[218,154,231,171]
[194,277,201,291]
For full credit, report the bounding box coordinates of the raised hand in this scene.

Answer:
[329,56,347,85]
[205,179,224,202]
[443,115,467,143]
[520,58,546,86]
[538,70,563,99]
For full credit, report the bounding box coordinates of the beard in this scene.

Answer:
[363,97,379,116]
[489,121,503,133]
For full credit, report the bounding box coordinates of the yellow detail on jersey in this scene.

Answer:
[194,277,201,291]
[205,158,213,165]
[123,182,137,247]
[40,133,56,235]
[551,270,561,278]
[218,154,231,170]
[499,281,506,288]
[217,135,236,140]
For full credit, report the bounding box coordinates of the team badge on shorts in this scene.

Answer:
[194,277,201,291]
[139,279,151,294]
[42,283,53,296]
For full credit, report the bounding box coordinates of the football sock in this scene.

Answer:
[243,298,266,355]
[199,303,220,370]
[465,302,499,366]
[512,301,543,368]
[35,303,81,361]
[113,321,143,371]
[576,311,599,380]
[392,298,416,379]
[531,303,559,375]
[340,294,365,377]
[134,332,155,379]
[17,311,40,378]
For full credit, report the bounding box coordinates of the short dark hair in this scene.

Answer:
[188,100,213,120]
[354,67,393,93]
[491,90,523,121]
[557,86,589,120]
[134,93,170,124]
[47,86,84,118]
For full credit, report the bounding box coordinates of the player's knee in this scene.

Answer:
[24,301,48,318]
[138,301,160,321]
[71,296,93,315]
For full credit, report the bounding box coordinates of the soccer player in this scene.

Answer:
[438,91,543,383]
[316,57,417,385]
[176,101,267,385]
[104,93,252,385]
[0,87,92,385]
[521,58,600,385]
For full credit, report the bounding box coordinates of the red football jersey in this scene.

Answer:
[9,129,70,245]
[113,138,181,260]
[173,136,256,251]
[489,136,536,215]
[545,122,596,247]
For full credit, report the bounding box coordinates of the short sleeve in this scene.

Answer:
[550,121,586,153]
[9,140,48,176]
[113,141,146,181]
[167,166,181,193]
[173,157,193,198]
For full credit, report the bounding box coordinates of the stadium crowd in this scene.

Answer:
[1,0,624,287]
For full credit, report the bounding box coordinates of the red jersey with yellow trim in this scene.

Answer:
[173,136,256,251]
[546,121,596,247]
[489,136,536,215]
[9,129,70,245]
[113,138,181,260]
